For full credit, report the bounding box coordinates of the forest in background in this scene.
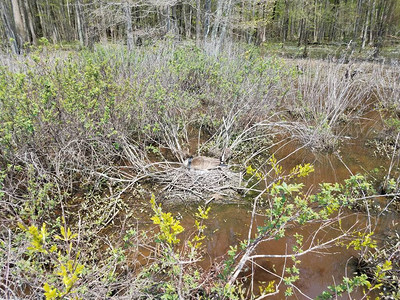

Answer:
[1,0,400,56]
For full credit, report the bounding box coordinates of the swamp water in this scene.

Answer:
[173,149,397,298]
[122,112,399,299]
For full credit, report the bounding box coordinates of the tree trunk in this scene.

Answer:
[75,0,86,47]
[196,0,202,44]
[282,0,289,43]
[313,0,318,43]
[298,18,304,47]
[166,5,171,33]
[66,0,78,41]
[361,0,371,49]
[11,0,26,50]
[44,0,54,42]
[369,0,376,45]
[124,1,134,51]
[373,0,395,58]
[258,3,266,44]
[0,2,19,54]
[99,2,108,42]
[353,0,363,41]
[23,0,36,44]
[36,1,45,39]
[172,5,178,35]
[204,0,211,39]
[183,3,192,38]
[211,0,224,43]
[302,19,308,58]
[213,0,232,54]
[247,0,255,44]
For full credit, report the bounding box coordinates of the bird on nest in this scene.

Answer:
[183,156,227,171]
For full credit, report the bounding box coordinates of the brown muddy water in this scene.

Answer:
[183,205,373,299]
[204,120,395,297]
[126,111,399,299]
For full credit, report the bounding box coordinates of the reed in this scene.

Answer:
[281,60,373,152]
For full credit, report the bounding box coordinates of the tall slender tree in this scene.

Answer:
[11,0,27,51]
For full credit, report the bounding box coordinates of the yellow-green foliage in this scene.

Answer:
[369,260,393,291]
[150,194,184,245]
[19,221,84,300]
[269,154,282,176]
[19,223,51,253]
[290,163,314,178]
[246,164,265,180]
[347,232,377,251]
[188,206,210,250]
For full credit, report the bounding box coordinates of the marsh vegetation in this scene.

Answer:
[1,0,400,298]
[0,41,399,299]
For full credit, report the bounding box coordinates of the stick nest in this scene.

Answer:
[152,166,244,204]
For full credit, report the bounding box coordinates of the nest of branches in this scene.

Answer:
[150,166,243,204]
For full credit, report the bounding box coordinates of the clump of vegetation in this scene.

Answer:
[280,60,373,152]
[374,62,400,113]
[366,63,400,157]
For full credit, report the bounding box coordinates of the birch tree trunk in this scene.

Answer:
[369,0,376,46]
[75,0,83,45]
[313,0,318,43]
[166,5,171,33]
[213,0,232,55]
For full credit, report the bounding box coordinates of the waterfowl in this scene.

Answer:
[183,156,225,171]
